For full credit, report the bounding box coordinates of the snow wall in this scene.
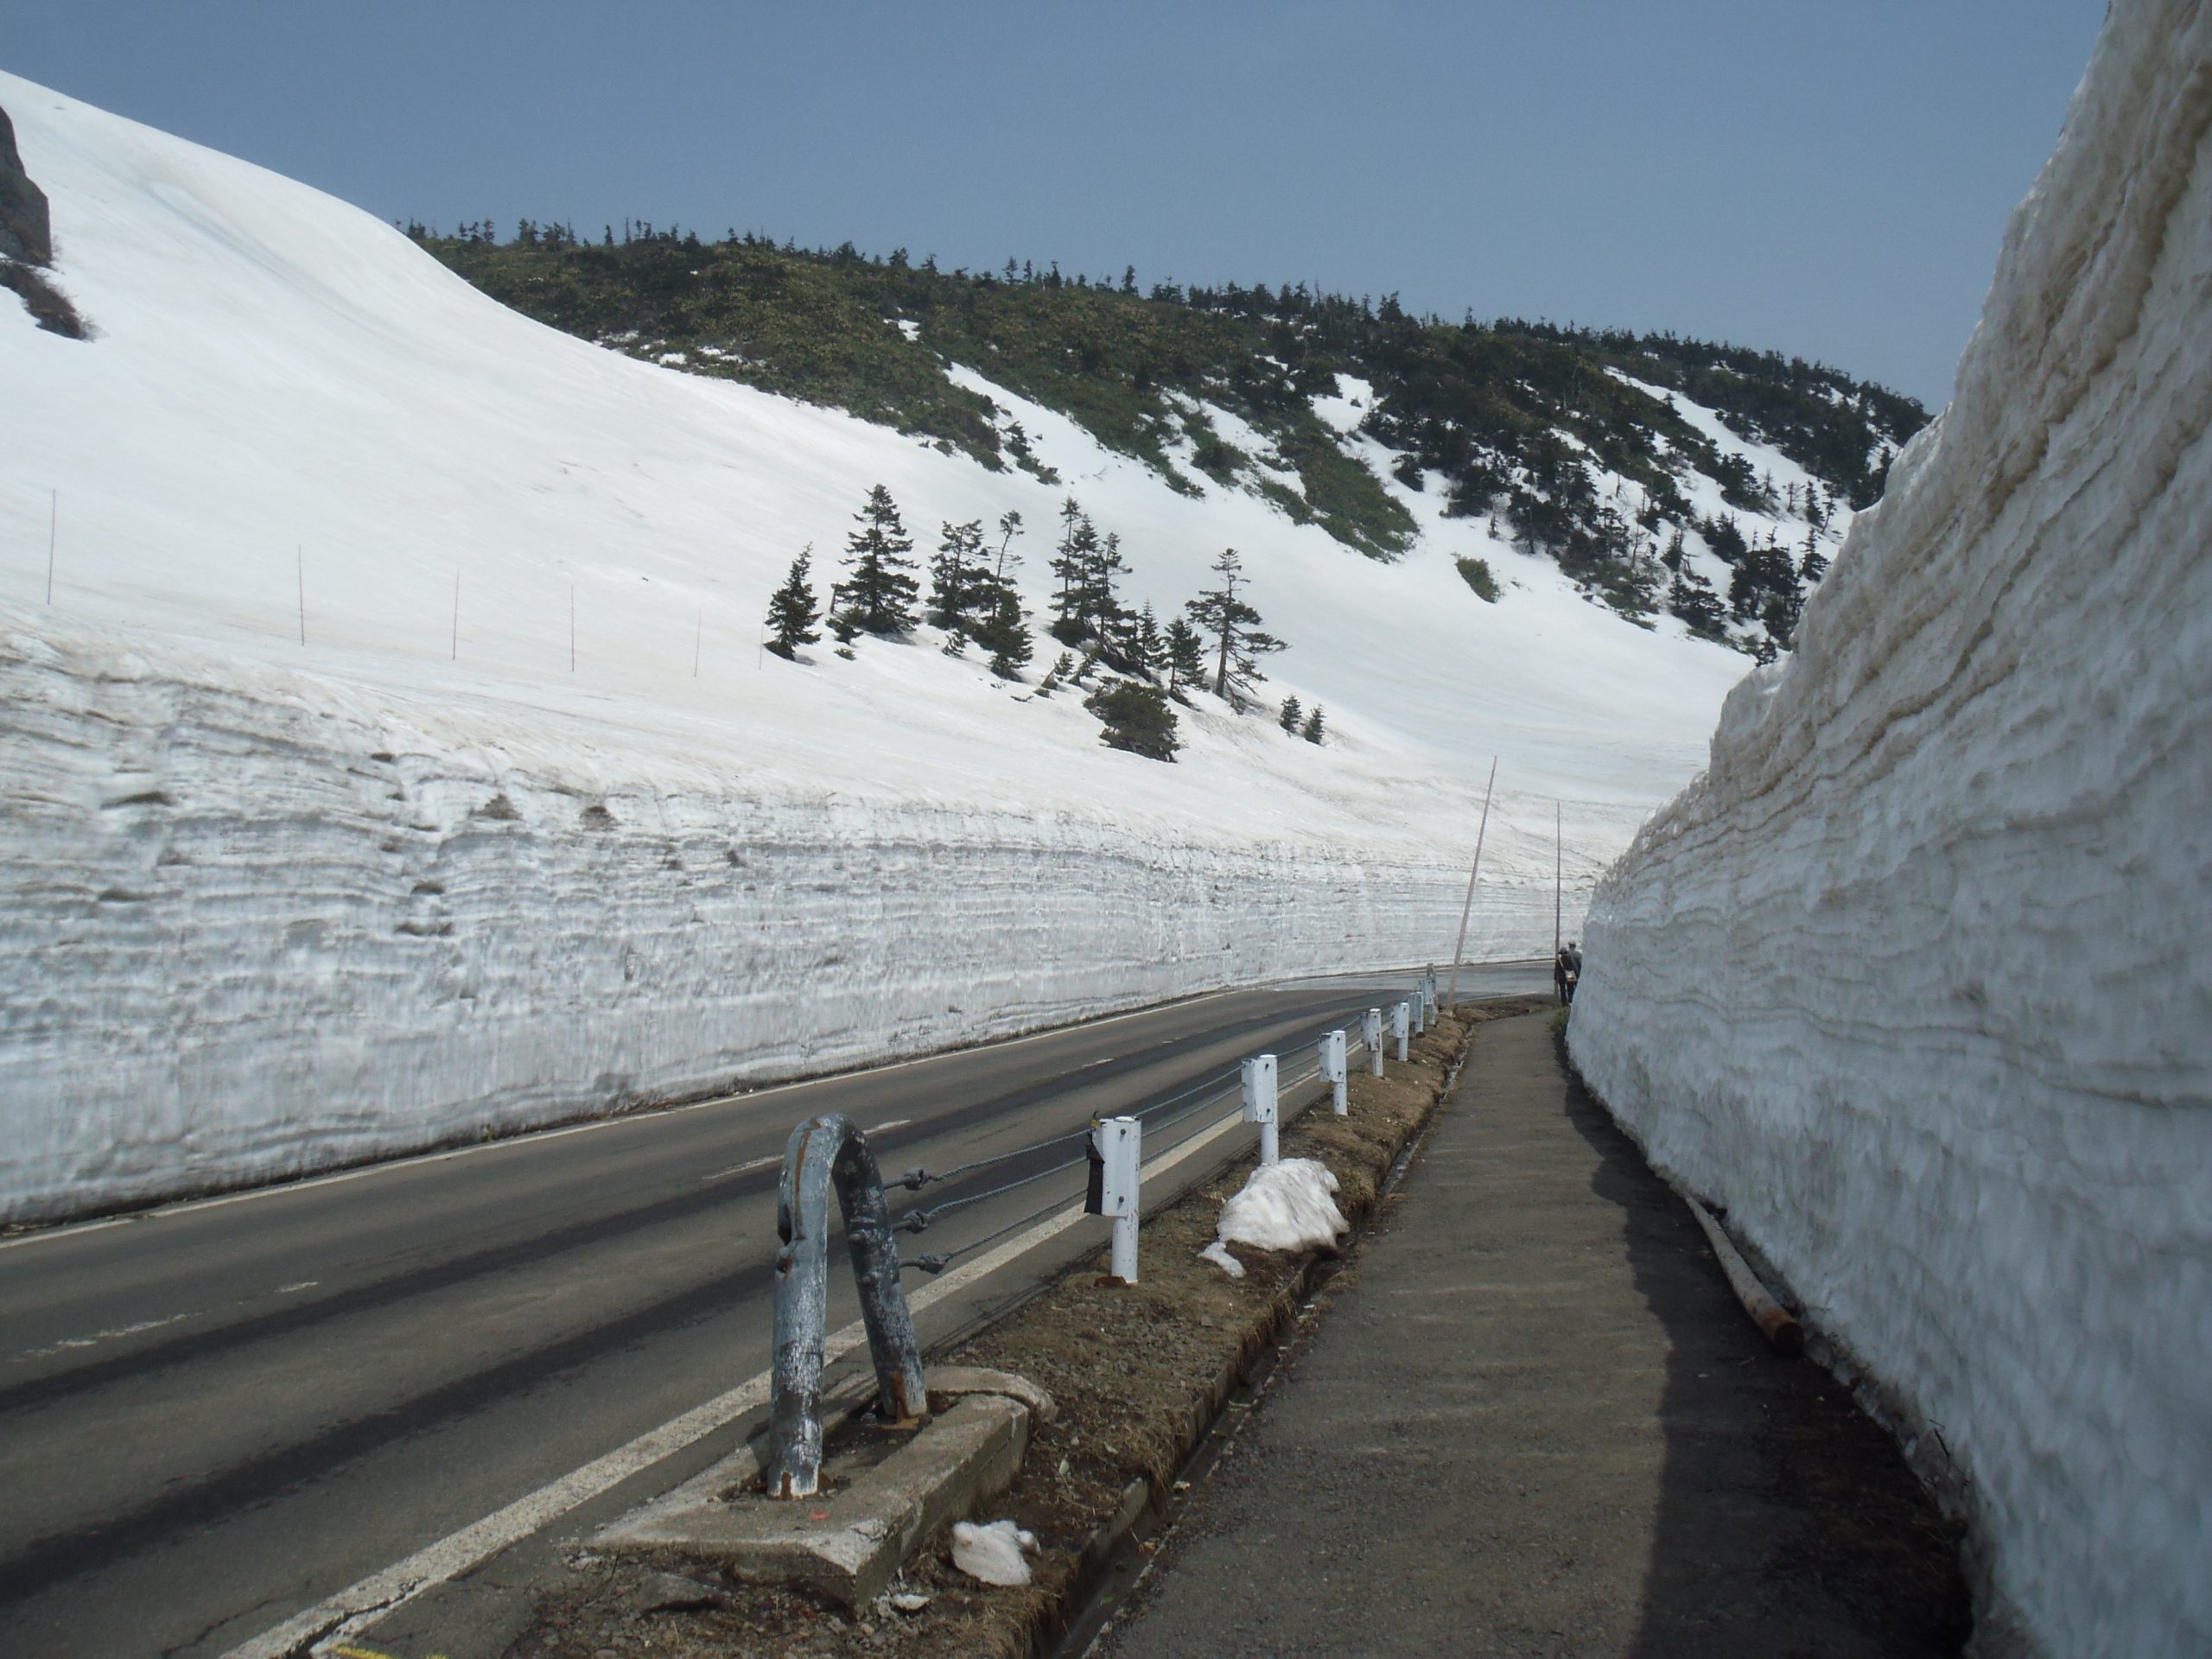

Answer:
[1567,5,2212,1655]
[3,622,1531,1227]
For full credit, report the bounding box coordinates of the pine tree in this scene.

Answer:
[928,518,986,631]
[1131,603,1164,682]
[1085,678,1181,762]
[765,545,822,660]
[1164,618,1206,703]
[971,584,1034,681]
[829,484,919,639]
[993,510,1025,581]
[1302,704,1325,745]
[1185,548,1286,712]
[1279,695,1304,734]
[1036,651,1076,696]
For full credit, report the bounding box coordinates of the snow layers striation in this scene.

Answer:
[1567,5,2212,1655]
[0,72,1747,1221]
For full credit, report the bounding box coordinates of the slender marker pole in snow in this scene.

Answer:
[1554,802,1564,960]
[296,546,306,645]
[46,491,56,604]
[1444,757,1497,1007]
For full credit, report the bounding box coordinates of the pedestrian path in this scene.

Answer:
[1093,1011,1967,1657]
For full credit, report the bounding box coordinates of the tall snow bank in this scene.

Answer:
[1567,5,2212,1654]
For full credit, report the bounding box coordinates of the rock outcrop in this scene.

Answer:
[0,102,53,265]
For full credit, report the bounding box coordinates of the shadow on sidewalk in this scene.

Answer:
[1550,1033,1972,1657]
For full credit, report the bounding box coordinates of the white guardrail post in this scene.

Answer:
[1084,1115,1141,1284]
[1364,1007,1383,1076]
[1320,1029,1348,1115]
[1242,1053,1280,1164]
[1394,1001,1411,1062]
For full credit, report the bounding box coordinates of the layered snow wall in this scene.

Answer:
[1567,5,2212,1654]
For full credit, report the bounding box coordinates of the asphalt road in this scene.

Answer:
[0,964,1545,1659]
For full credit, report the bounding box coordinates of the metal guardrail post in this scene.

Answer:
[1085,1116,1141,1283]
[1320,1029,1348,1114]
[1364,1007,1384,1076]
[1393,1001,1411,1062]
[767,1113,929,1499]
[1242,1053,1280,1164]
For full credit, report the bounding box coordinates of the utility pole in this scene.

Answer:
[1445,757,1497,1007]
[1554,802,1564,960]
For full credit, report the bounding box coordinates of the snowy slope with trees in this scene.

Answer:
[6,68,1795,1222]
[1568,3,2211,1651]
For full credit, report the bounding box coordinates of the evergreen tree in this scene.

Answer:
[1131,603,1164,682]
[993,510,1025,581]
[1302,704,1325,745]
[1085,678,1181,762]
[928,518,986,631]
[1036,651,1076,696]
[829,484,919,639]
[1164,618,1206,703]
[1279,695,1304,734]
[765,545,822,659]
[970,584,1034,681]
[1185,548,1286,712]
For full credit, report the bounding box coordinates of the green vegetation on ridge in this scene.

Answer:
[417,219,1928,646]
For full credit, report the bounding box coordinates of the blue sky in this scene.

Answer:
[3,1,2106,406]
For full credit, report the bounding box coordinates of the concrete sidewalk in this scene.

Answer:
[1093,1012,1967,1658]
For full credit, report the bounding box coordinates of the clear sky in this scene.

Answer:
[3,1,2107,408]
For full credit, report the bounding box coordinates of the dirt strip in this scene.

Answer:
[500,999,1549,1659]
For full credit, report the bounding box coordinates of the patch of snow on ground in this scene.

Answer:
[950,1519,1035,1586]
[1213,1157,1349,1258]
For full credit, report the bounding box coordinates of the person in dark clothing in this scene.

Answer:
[1554,940,1584,1004]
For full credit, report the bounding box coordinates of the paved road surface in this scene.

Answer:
[0,964,1546,1659]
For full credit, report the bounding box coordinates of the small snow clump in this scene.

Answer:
[951,1518,1037,1586]
[1216,1157,1348,1254]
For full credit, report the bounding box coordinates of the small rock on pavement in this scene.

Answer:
[628,1569,730,1614]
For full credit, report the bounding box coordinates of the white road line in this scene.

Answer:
[223,1105,1252,1659]
[16,1311,193,1361]
[867,1117,912,1134]
[697,1154,780,1185]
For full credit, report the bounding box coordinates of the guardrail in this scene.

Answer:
[761,981,1436,1498]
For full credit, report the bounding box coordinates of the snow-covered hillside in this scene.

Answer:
[1569,3,2211,1653]
[1,70,1762,1222]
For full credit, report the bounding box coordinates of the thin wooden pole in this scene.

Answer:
[1444,757,1497,1007]
[1554,802,1564,959]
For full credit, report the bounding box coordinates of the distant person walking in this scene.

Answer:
[1554,940,1583,1005]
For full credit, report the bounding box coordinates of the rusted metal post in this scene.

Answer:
[768,1114,929,1499]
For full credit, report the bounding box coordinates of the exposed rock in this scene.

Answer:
[0,102,54,266]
